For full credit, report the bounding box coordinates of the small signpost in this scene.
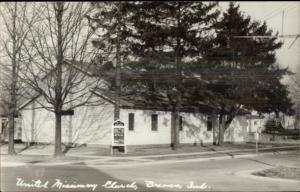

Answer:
[111,120,126,155]
[255,127,262,153]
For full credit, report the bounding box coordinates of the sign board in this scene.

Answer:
[111,120,126,154]
[254,132,259,140]
[60,110,74,116]
[257,126,262,134]
[113,127,125,145]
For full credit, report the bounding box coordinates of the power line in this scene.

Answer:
[233,34,300,49]
[288,35,299,49]
[281,10,284,36]
[233,34,300,39]
[262,2,292,19]
[264,3,298,21]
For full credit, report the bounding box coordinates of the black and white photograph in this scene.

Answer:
[0,1,299,192]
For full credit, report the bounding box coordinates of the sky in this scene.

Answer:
[1,2,299,74]
[219,1,300,75]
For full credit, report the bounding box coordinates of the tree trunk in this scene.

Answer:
[8,113,16,155]
[54,112,63,156]
[68,115,73,147]
[217,106,239,145]
[171,106,180,150]
[54,2,64,157]
[212,115,217,145]
[114,32,121,121]
[68,94,73,147]
[170,3,182,150]
[31,101,36,145]
[8,2,18,155]
[114,11,121,121]
[218,115,225,145]
[296,104,300,130]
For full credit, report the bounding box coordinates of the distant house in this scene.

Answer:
[0,100,22,142]
[280,114,298,130]
[246,113,265,133]
[0,103,8,142]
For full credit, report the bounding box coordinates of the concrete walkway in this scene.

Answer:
[72,147,299,168]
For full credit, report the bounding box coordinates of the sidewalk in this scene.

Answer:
[74,145,299,168]
[1,143,299,168]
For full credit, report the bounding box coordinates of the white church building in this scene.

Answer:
[18,89,249,148]
[11,60,265,148]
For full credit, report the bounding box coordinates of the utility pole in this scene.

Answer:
[281,10,284,36]
[297,103,300,138]
[114,4,121,121]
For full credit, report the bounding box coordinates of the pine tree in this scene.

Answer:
[126,2,220,149]
[87,2,138,120]
[204,2,293,144]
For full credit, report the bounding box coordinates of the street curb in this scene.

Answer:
[125,145,300,159]
[67,145,300,159]
[91,150,296,168]
[1,145,298,159]
[1,147,298,168]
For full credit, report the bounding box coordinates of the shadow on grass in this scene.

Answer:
[17,143,53,154]
[252,166,300,180]
[17,143,77,155]
[1,163,168,192]
[17,144,32,154]
[62,145,72,154]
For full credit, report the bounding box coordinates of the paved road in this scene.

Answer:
[1,151,299,191]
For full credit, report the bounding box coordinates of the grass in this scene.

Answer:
[1,142,298,157]
[252,166,300,180]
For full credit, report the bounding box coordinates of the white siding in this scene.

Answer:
[247,118,266,133]
[21,100,114,146]
[282,115,297,129]
[22,106,55,143]
[120,109,172,145]
[224,116,247,142]
[179,113,213,144]
[21,102,248,146]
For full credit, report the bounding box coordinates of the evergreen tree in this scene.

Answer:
[87,2,138,120]
[204,2,294,144]
[126,2,220,149]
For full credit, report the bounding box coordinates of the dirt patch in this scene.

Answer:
[252,166,300,180]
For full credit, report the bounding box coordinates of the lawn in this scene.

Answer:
[252,166,300,180]
[1,142,298,157]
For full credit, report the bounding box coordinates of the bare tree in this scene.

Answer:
[21,2,102,156]
[0,2,38,154]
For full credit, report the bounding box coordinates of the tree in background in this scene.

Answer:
[289,64,300,130]
[204,2,294,144]
[0,2,38,154]
[21,2,101,156]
